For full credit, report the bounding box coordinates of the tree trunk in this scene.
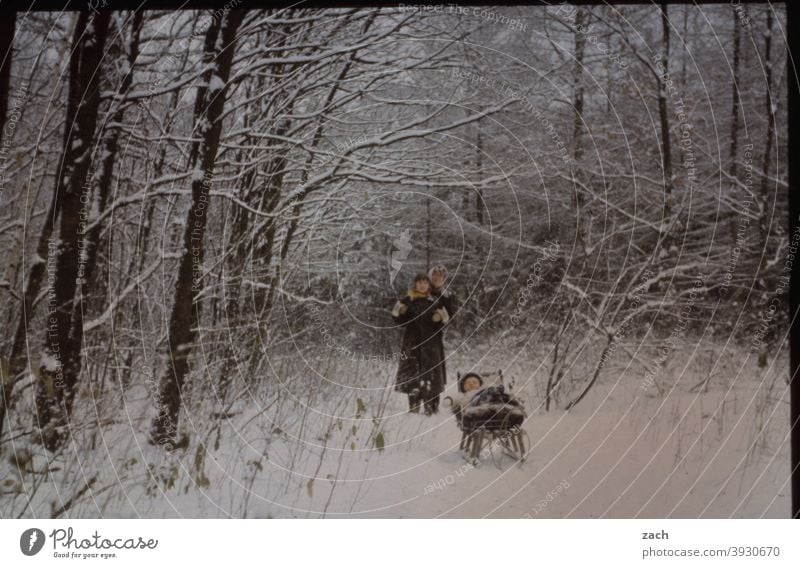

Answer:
[680,7,688,89]
[657,3,673,234]
[3,27,73,419]
[63,10,144,420]
[759,8,775,248]
[475,127,483,224]
[572,8,586,249]
[426,198,431,270]
[133,17,197,280]
[0,12,16,142]
[216,152,257,407]
[758,8,775,368]
[149,9,245,448]
[36,11,111,451]
[728,12,741,247]
[0,12,18,443]
[250,110,292,320]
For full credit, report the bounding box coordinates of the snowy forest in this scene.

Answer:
[0,3,791,518]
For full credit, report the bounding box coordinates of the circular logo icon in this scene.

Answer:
[20,528,45,556]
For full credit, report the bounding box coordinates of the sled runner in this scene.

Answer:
[444,370,529,467]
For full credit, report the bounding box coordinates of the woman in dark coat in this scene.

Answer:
[391,273,449,414]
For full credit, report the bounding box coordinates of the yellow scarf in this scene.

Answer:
[406,289,431,300]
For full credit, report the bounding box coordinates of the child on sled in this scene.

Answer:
[448,372,526,432]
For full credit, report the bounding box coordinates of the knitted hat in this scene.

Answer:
[428,265,447,280]
[458,372,484,393]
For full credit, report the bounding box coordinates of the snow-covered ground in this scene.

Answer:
[1,345,790,518]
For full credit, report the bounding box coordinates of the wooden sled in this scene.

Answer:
[447,370,530,468]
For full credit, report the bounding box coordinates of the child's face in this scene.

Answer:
[464,377,481,392]
[415,279,430,294]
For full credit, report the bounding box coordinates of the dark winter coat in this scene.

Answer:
[431,287,457,319]
[430,287,457,385]
[392,290,448,397]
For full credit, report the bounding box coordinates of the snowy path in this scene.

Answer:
[263,379,790,519]
[4,360,788,519]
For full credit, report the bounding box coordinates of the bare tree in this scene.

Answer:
[149,9,246,447]
[36,10,112,450]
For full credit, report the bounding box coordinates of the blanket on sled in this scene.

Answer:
[460,385,525,432]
